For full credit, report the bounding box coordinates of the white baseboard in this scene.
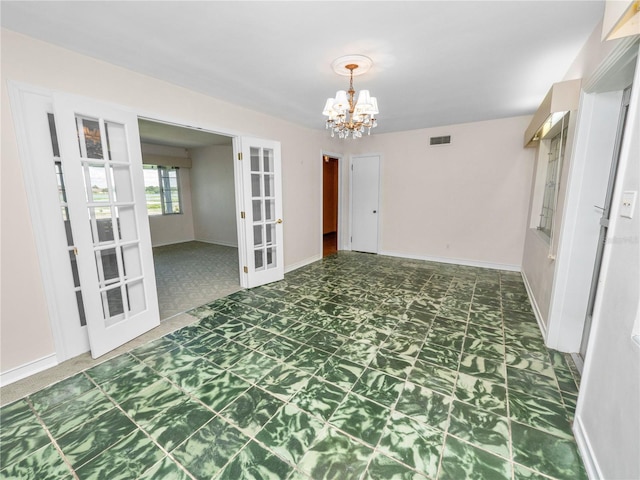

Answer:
[153,239,238,248]
[521,270,547,339]
[199,240,238,248]
[285,254,322,274]
[0,353,58,388]
[573,415,602,479]
[379,250,521,272]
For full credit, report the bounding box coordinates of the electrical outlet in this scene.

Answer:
[620,191,637,219]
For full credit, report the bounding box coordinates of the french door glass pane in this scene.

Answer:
[265,224,275,245]
[111,165,134,203]
[115,206,137,242]
[264,174,274,197]
[103,286,124,318]
[254,225,263,247]
[85,164,109,203]
[47,113,60,157]
[77,118,104,159]
[255,249,264,271]
[61,206,74,246]
[251,174,261,197]
[126,280,146,316]
[69,250,81,287]
[55,162,67,203]
[122,244,142,278]
[266,247,276,268]
[250,148,260,171]
[252,200,262,221]
[250,146,278,273]
[263,150,273,172]
[96,248,120,284]
[265,199,275,221]
[105,122,129,163]
[76,290,87,327]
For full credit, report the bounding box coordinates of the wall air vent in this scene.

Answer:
[430,135,451,146]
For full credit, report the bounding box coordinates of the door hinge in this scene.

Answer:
[243,266,248,274]
[73,246,78,256]
[238,152,243,161]
[241,211,245,219]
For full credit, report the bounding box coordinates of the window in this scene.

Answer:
[538,124,568,239]
[143,165,182,215]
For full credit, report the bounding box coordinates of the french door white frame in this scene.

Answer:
[8,81,278,367]
[236,137,285,288]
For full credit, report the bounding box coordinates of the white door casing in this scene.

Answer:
[53,92,160,358]
[351,155,381,253]
[8,84,90,362]
[238,137,284,288]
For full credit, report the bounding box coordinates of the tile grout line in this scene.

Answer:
[81,370,200,480]
[24,396,81,480]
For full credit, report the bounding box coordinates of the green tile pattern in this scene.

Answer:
[0,252,587,479]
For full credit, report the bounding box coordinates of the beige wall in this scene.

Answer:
[147,169,196,247]
[190,145,238,246]
[346,116,535,269]
[141,143,196,246]
[0,29,329,374]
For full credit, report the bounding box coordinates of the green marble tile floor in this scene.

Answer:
[0,252,586,479]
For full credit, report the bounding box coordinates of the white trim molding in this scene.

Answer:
[284,254,323,274]
[380,250,521,272]
[573,415,603,479]
[521,270,548,340]
[0,354,58,388]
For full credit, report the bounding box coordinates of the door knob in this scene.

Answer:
[276,218,283,224]
[373,210,377,213]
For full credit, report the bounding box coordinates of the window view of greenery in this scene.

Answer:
[143,165,181,215]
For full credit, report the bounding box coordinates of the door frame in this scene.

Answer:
[7,80,264,366]
[545,44,638,355]
[579,86,632,359]
[7,81,91,364]
[349,153,382,253]
[320,150,344,254]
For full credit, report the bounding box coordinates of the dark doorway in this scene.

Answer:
[323,155,339,256]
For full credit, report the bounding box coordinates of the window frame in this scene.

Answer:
[143,164,182,216]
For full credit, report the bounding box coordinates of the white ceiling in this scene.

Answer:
[138,118,232,148]
[2,1,605,136]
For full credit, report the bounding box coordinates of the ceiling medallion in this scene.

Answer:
[322,55,379,139]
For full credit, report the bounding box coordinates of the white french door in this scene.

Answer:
[237,137,284,288]
[53,93,160,358]
[351,155,380,253]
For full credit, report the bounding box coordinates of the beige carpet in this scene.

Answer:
[153,241,242,319]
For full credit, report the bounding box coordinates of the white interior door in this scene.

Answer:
[53,93,160,358]
[238,137,284,288]
[351,155,380,253]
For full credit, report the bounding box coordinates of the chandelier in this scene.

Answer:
[322,55,379,139]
